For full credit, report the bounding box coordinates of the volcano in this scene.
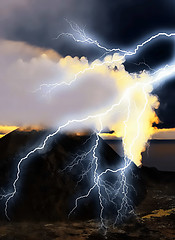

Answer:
[0,129,144,221]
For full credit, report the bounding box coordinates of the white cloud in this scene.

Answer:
[0,39,117,127]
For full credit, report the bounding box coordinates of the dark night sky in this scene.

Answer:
[1,0,175,128]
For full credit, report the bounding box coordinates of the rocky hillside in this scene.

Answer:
[0,129,144,221]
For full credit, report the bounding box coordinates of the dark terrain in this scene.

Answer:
[0,129,174,239]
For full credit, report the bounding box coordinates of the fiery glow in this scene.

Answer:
[0,125,44,138]
[151,128,175,139]
[18,125,44,132]
[111,83,159,166]
[0,125,18,138]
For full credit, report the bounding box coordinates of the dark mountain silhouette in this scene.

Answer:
[0,129,145,221]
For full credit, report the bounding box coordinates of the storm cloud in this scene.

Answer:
[0,0,175,127]
[0,0,175,60]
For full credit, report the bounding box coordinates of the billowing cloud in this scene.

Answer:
[0,39,117,127]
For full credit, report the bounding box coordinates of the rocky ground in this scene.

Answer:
[0,169,174,240]
[0,211,174,240]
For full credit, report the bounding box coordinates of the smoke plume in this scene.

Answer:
[0,39,159,166]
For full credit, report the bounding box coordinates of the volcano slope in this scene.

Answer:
[0,129,144,222]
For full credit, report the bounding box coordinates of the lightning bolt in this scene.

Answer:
[1,93,129,220]
[61,85,148,228]
[36,21,175,93]
[55,19,175,56]
[1,22,175,229]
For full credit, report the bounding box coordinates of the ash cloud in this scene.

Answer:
[0,39,117,127]
[0,39,160,166]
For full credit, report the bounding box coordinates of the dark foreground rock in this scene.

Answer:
[0,211,174,240]
[0,180,174,240]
